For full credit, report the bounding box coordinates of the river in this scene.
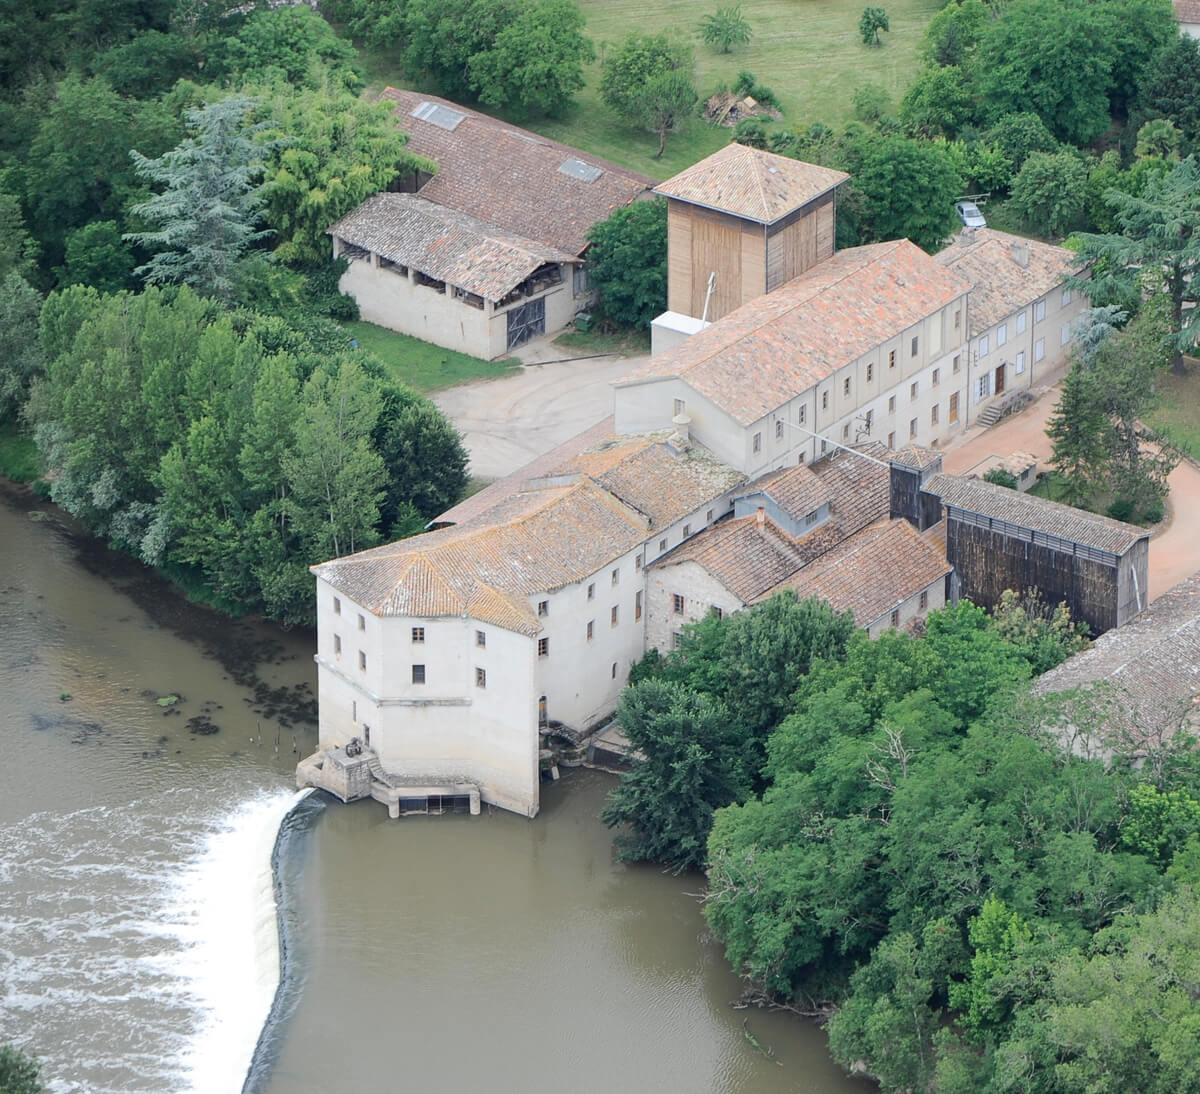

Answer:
[0,485,868,1094]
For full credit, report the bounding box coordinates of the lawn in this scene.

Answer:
[341,320,522,392]
[355,0,942,179]
[1148,358,1200,462]
[553,327,651,357]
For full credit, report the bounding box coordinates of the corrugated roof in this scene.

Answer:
[382,88,656,257]
[763,518,951,626]
[923,473,1147,555]
[1034,569,1200,747]
[328,193,577,301]
[617,241,972,425]
[933,229,1079,334]
[654,143,848,224]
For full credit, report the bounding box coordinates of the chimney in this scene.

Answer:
[756,505,766,529]
[958,227,976,246]
[668,412,691,451]
[1009,240,1030,268]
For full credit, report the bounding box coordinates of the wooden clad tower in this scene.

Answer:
[654,144,849,323]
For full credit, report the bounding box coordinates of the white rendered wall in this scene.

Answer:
[865,576,947,638]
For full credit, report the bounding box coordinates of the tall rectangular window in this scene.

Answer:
[333,597,341,615]
[889,349,896,369]
[682,524,691,538]
[954,308,961,329]
[658,538,667,552]
[611,568,619,586]
[932,368,940,387]
[1061,324,1071,346]
[1015,350,1026,375]
[953,354,961,373]
[611,605,619,626]
[753,432,762,453]
[538,637,549,657]
[919,590,928,611]
[997,324,1007,347]
[978,334,989,356]
[359,650,366,672]
[910,417,918,439]
[866,362,874,382]
[798,405,806,424]
[843,377,851,396]
[635,553,643,571]
[333,634,341,657]
[412,664,425,684]
[635,591,642,621]
[910,381,918,400]
[1017,311,1027,334]
[357,613,365,631]
[537,599,549,617]
[822,391,829,409]
[931,404,939,426]
[475,667,487,688]
[672,593,685,615]
[476,629,486,648]
[775,419,784,439]
[587,582,595,600]
[586,620,594,640]
[1034,300,1046,322]
[673,397,686,417]
[1034,338,1045,362]
[888,395,896,413]
[1061,287,1072,307]
[949,392,959,423]
[911,336,919,357]
[887,431,895,449]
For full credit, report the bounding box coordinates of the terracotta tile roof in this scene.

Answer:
[1034,569,1200,747]
[764,518,951,626]
[381,88,656,257]
[617,241,972,425]
[312,479,649,634]
[1175,0,1200,21]
[653,143,849,225]
[923,473,1147,556]
[933,229,1079,334]
[328,192,577,301]
[890,444,942,471]
[435,417,615,526]
[923,518,947,554]
[809,442,892,536]
[735,463,832,521]
[651,514,809,603]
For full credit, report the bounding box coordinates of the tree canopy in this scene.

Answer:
[584,199,667,329]
[599,32,697,157]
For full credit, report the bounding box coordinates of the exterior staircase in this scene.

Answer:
[976,389,1035,429]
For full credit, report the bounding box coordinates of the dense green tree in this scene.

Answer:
[0,272,43,423]
[699,5,752,53]
[90,29,203,98]
[920,0,989,67]
[599,32,697,157]
[601,679,751,870]
[853,135,963,250]
[584,198,667,329]
[469,0,594,117]
[986,112,1059,176]
[253,79,430,268]
[214,6,362,90]
[0,190,37,282]
[1008,150,1090,237]
[57,221,135,293]
[1136,118,1183,161]
[399,0,522,101]
[1073,157,1200,369]
[127,96,272,298]
[1136,34,1200,152]
[859,7,890,47]
[0,1043,41,1094]
[899,65,976,139]
[989,589,1090,675]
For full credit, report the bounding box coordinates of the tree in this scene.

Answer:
[988,589,1090,676]
[899,65,976,139]
[1008,150,1090,238]
[0,191,38,282]
[853,135,963,251]
[212,5,362,89]
[859,7,889,47]
[1047,367,1112,506]
[599,32,697,157]
[699,5,751,54]
[584,199,666,329]
[0,1044,41,1094]
[469,0,594,117]
[1073,157,1200,370]
[57,221,135,292]
[127,96,272,298]
[600,679,751,871]
[1136,118,1182,161]
[986,112,1059,176]
[0,273,43,424]
[1136,34,1200,153]
[253,79,430,268]
[398,0,523,102]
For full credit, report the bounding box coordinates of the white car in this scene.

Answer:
[955,201,987,229]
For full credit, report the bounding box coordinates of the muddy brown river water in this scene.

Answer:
[0,486,868,1094]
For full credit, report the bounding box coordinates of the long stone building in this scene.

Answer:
[302,143,1147,819]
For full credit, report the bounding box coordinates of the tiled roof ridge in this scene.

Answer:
[627,240,905,385]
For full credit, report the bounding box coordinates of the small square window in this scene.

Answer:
[586,620,594,640]
[888,395,896,413]
[611,605,619,626]
[932,368,940,387]
[919,590,928,611]
[475,667,486,688]
[909,417,918,439]
[412,626,425,643]
[538,637,549,658]
[658,538,667,552]
[357,613,365,631]
[672,593,685,615]
[910,381,918,400]
[333,634,342,657]
[775,419,784,439]
[753,431,762,453]
[359,650,367,671]
[889,349,896,369]
[476,629,486,648]
[843,377,851,396]
[611,568,619,586]
[412,663,425,684]
[538,599,549,617]
[911,336,919,357]
[682,523,691,537]
[587,582,595,600]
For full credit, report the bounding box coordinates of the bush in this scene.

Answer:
[983,467,1019,489]
[1106,497,1135,521]
[585,199,667,329]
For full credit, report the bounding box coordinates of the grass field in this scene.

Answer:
[1148,359,1200,461]
[356,0,941,179]
[341,320,522,392]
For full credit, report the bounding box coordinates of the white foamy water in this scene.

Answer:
[0,781,303,1094]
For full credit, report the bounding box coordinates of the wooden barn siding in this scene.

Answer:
[688,206,750,320]
[945,518,1122,635]
[1115,537,1150,627]
[667,201,693,315]
[890,467,923,526]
